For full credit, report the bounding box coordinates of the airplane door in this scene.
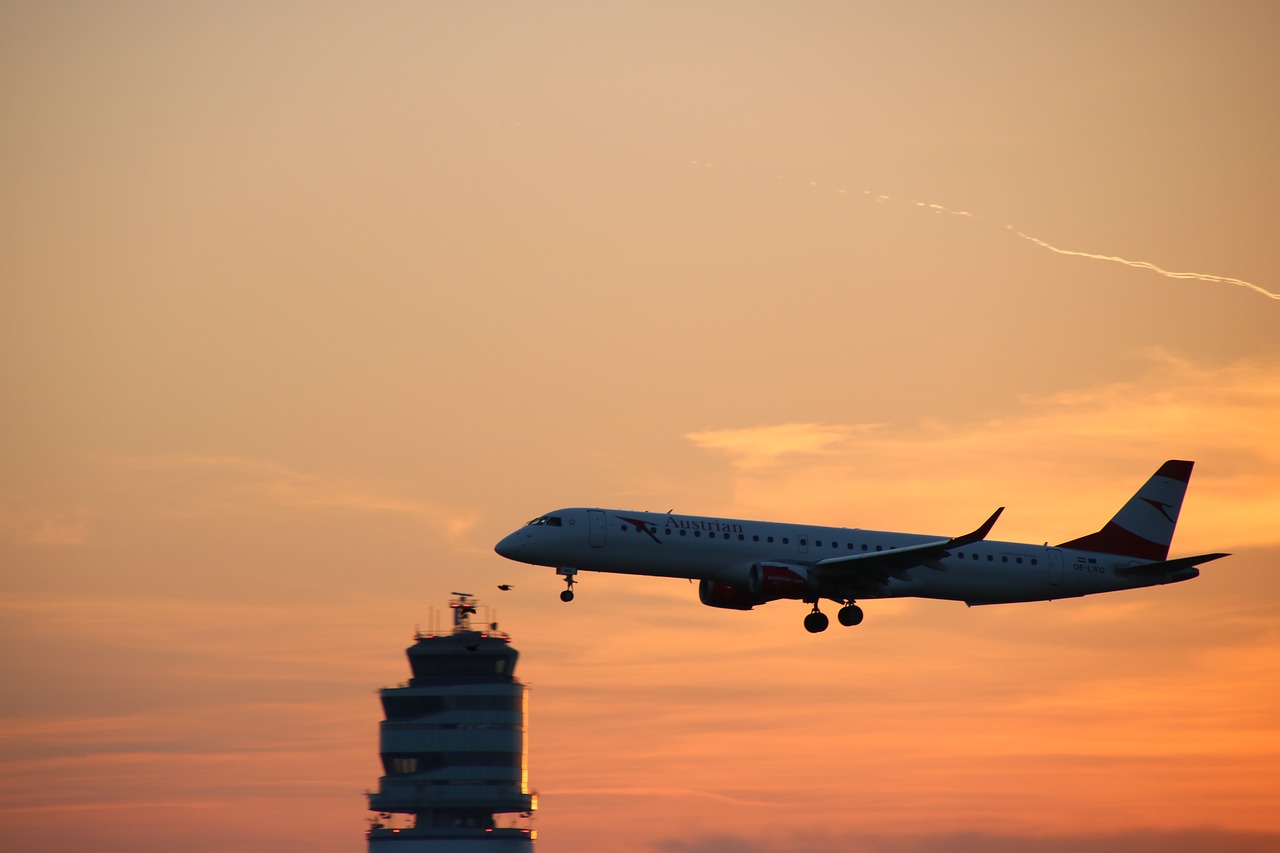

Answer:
[588,510,607,548]
[1047,548,1064,586]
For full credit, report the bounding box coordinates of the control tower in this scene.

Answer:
[367,593,536,850]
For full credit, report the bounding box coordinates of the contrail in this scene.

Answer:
[915,201,974,217]
[688,159,1276,302]
[1009,228,1279,301]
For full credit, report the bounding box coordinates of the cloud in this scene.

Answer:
[652,828,1280,853]
[112,453,479,542]
[684,422,881,471]
[684,352,1280,550]
[542,786,774,807]
[0,506,91,546]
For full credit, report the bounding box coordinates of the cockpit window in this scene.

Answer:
[525,515,563,527]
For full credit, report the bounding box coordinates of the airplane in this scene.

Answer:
[494,460,1229,633]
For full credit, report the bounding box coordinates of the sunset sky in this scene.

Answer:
[2,2,1279,851]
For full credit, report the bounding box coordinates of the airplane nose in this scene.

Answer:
[494,532,523,560]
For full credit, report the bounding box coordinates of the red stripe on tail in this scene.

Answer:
[1057,521,1170,561]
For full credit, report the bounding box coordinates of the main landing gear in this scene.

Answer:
[557,567,577,602]
[838,602,864,627]
[803,600,864,633]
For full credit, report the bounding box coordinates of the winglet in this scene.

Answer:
[949,507,1004,548]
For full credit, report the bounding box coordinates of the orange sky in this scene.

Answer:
[2,3,1279,851]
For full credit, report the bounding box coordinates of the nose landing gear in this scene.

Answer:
[557,567,577,602]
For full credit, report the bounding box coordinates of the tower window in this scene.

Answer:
[390,757,419,774]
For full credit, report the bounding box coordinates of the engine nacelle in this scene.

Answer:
[698,579,763,611]
[748,562,816,599]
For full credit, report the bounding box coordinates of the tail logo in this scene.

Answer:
[1141,497,1177,524]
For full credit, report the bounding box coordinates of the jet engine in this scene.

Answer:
[748,562,816,599]
[698,579,763,610]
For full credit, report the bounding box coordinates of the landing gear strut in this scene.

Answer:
[557,567,577,602]
[803,602,829,633]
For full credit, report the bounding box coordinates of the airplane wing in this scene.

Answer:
[1115,552,1230,577]
[814,507,1004,582]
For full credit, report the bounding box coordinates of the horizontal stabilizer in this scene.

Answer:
[1116,552,1230,577]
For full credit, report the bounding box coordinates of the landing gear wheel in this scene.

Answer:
[837,604,864,627]
[560,589,575,603]
[803,611,830,633]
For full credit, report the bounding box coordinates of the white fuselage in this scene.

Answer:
[494,507,1192,606]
